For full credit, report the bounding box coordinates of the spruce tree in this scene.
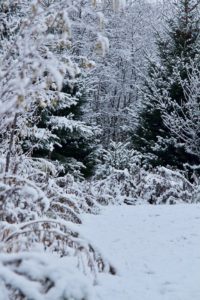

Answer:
[22,76,96,178]
[133,0,200,169]
[15,0,101,179]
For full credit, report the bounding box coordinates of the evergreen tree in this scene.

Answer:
[22,75,97,178]
[14,0,103,179]
[133,0,200,169]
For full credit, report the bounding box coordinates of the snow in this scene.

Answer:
[0,253,95,300]
[82,204,200,300]
[96,34,109,57]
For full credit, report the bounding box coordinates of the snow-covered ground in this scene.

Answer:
[82,204,200,300]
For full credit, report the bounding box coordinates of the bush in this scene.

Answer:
[91,143,199,205]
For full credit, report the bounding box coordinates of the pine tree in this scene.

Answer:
[133,0,200,169]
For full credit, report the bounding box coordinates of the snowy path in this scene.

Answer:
[82,205,200,300]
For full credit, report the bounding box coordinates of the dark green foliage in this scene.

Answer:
[23,79,96,178]
[133,0,200,169]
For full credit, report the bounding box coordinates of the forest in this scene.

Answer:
[0,0,200,299]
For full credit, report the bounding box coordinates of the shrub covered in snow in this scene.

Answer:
[0,252,95,300]
[91,142,199,205]
[136,167,196,205]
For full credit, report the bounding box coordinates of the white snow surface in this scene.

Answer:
[82,204,200,300]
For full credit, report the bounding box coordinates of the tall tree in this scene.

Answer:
[133,0,200,169]
[0,0,104,179]
[85,0,158,146]
[162,59,200,171]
